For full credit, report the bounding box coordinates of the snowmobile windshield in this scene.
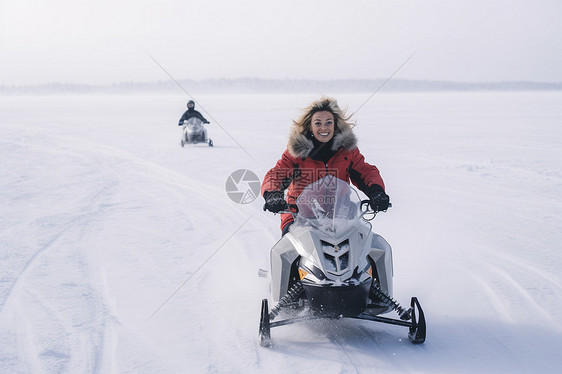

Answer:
[295,176,362,235]
[185,117,204,126]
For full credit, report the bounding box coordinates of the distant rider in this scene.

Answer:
[178,100,210,125]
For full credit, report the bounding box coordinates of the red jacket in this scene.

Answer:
[262,126,385,230]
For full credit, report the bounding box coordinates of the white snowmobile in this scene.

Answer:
[180,117,213,147]
[259,176,426,347]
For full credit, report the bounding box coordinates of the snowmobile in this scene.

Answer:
[259,175,426,347]
[180,117,213,147]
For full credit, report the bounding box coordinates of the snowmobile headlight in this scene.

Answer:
[298,268,309,280]
[298,265,326,282]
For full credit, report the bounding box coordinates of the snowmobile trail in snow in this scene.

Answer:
[1,92,561,373]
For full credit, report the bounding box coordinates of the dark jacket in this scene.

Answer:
[178,109,209,126]
[261,125,385,231]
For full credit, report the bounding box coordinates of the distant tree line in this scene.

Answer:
[1,78,561,95]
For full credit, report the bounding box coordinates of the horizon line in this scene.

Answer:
[1,77,561,94]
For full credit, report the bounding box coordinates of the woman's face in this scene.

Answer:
[311,111,335,143]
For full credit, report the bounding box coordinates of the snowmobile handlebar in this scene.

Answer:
[361,200,391,221]
[275,201,391,219]
[276,204,299,215]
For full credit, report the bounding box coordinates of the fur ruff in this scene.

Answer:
[287,125,357,158]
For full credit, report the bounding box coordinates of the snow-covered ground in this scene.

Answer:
[1,91,561,373]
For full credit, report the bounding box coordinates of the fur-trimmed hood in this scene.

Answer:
[287,125,357,159]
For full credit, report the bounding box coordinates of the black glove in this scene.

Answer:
[367,184,390,212]
[263,191,287,213]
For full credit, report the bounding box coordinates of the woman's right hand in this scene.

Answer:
[263,191,288,213]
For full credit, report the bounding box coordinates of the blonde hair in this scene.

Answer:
[292,97,354,136]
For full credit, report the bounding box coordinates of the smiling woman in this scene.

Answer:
[261,96,390,235]
[311,111,335,143]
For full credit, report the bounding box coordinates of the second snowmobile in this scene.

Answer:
[181,117,213,147]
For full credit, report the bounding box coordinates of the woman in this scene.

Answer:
[261,97,390,235]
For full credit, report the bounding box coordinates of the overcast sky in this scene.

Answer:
[1,0,561,85]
